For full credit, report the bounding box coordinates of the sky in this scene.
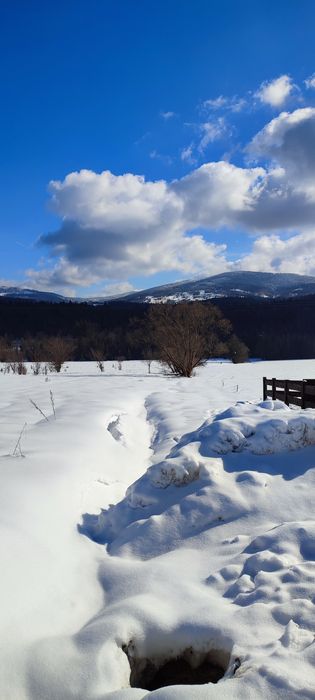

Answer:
[1,0,315,297]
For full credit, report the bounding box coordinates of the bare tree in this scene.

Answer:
[43,337,75,373]
[148,302,235,377]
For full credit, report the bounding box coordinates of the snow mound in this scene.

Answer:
[75,395,315,697]
[175,400,315,455]
[81,401,315,558]
[4,360,315,700]
[213,520,315,610]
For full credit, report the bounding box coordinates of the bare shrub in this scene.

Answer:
[15,361,27,375]
[43,337,75,373]
[6,346,27,375]
[143,349,156,374]
[9,361,25,375]
[146,358,153,374]
[89,331,109,371]
[90,348,105,372]
[116,356,124,371]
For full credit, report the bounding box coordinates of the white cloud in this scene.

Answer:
[248,107,315,198]
[239,231,315,276]
[27,106,315,292]
[160,111,176,120]
[182,118,229,161]
[305,74,315,89]
[48,169,182,235]
[230,98,247,113]
[173,161,264,228]
[32,160,263,292]
[197,118,228,153]
[96,281,136,298]
[26,257,101,296]
[180,143,196,165]
[203,95,247,113]
[149,150,173,165]
[256,75,294,107]
[0,277,19,288]
[34,167,236,290]
[203,96,228,110]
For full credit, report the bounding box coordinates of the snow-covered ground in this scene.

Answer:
[1,359,315,699]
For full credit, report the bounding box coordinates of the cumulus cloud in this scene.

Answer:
[173,161,264,228]
[33,160,263,292]
[248,107,315,198]
[239,231,315,276]
[256,75,294,107]
[28,106,315,291]
[47,170,182,238]
[34,168,235,290]
[204,76,297,114]
[26,257,101,296]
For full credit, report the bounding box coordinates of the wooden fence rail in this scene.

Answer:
[263,377,315,409]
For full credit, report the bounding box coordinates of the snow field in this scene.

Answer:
[1,359,315,698]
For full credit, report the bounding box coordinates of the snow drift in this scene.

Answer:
[2,361,315,699]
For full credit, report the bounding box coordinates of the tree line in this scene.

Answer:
[0,302,248,376]
[1,293,315,365]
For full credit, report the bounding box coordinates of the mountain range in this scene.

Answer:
[2,271,315,304]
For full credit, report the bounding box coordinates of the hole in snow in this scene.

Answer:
[123,645,232,690]
[107,415,123,442]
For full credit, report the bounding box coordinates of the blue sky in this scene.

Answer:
[2,0,315,296]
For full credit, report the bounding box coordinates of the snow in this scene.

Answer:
[1,359,315,699]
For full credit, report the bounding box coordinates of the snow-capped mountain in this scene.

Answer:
[2,271,315,304]
[0,287,67,303]
[122,271,315,303]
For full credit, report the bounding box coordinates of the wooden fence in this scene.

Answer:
[263,377,315,409]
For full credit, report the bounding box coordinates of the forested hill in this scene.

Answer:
[1,295,315,360]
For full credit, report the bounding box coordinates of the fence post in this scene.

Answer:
[272,377,276,400]
[284,380,289,406]
[301,381,306,409]
[263,377,267,401]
